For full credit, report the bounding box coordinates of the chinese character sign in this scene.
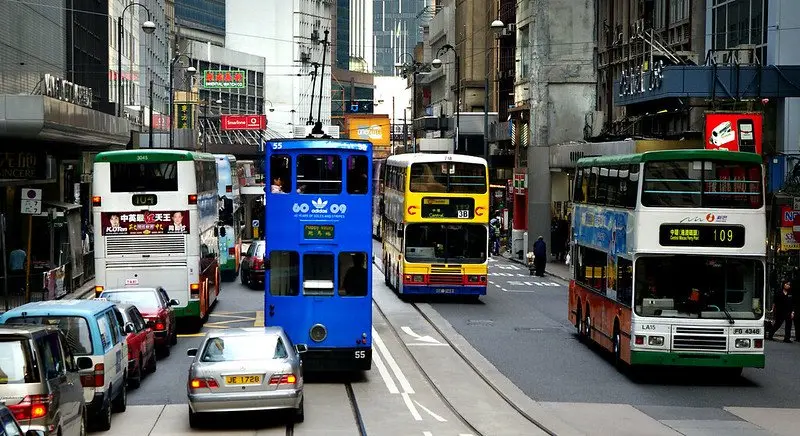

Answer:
[101,211,190,235]
[175,104,193,129]
[203,69,246,89]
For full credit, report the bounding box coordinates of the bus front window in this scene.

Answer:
[634,256,763,320]
[404,224,487,264]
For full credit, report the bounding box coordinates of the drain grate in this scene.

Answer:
[467,319,494,326]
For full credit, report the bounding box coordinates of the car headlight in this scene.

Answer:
[735,338,751,348]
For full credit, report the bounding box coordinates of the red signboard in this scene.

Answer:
[704,112,763,154]
[101,211,190,235]
[220,115,267,131]
[781,205,798,227]
[793,213,800,242]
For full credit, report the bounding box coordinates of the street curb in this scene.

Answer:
[500,253,571,282]
[415,302,585,436]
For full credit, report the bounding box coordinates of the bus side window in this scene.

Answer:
[347,155,369,194]
[302,253,335,296]
[297,155,342,194]
[270,155,292,194]
[269,251,299,296]
[573,167,584,203]
[339,252,368,297]
[617,258,633,306]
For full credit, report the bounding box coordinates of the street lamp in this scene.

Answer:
[117,3,156,117]
[485,19,506,167]
[395,53,423,152]
[265,99,275,112]
[168,55,197,149]
[432,44,460,152]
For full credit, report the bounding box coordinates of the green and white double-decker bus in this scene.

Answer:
[93,150,220,327]
[214,154,243,281]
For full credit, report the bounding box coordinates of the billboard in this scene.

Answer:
[220,114,266,131]
[101,211,190,235]
[344,115,390,147]
[704,112,763,154]
[203,70,246,89]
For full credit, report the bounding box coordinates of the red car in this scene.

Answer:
[241,240,266,289]
[116,302,157,388]
[100,286,179,356]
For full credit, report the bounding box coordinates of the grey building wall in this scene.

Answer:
[139,0,170,114]
[766,0,800,155]
[0,0,66,95]
[373,0,426,76]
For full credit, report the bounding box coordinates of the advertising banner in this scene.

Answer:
[704,112,763,154]
[345,116,390,147]
[101,211,190,235]
[203,70,246,89]
[221,114,267,131]
[781,205,798,227]
[780,227,800,251]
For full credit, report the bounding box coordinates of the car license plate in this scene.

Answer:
[224,375,261,385]
[125,278,139,285]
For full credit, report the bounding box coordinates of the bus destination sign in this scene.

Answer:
[421,197,474,219]
[659,224,745,248]
[304,224,334,239]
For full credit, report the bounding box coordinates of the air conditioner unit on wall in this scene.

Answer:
[507,23,516,32]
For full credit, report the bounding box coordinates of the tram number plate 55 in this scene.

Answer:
[355,350,366,359]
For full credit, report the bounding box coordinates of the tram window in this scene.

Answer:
[270,155,291,193]
[303,253,335,296]
[347,156,369,194]
[339,252,368,297]
[269,251,299,296]
[296,155,342,194]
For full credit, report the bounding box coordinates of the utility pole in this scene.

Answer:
[149,79,154,147]
[317,30,330,124]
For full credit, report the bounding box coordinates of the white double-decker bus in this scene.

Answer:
[569,149,766,377]
[92,150,220,328]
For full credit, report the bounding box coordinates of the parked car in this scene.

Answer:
[240,240,266,289]
[186,327,305,428]
[0,325,86,436]
[115,303,157,389]
[98,287,178,356]
[0,300,130,432]
[0,404,44,436]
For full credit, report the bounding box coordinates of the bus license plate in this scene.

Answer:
[435,288,455,294]
[225,375,262,385]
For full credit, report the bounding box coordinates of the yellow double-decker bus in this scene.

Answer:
[381,153,489,300]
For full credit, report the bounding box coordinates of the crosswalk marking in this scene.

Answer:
[506,280,561,287]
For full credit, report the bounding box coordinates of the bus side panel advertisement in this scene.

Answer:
[704,112,763,154]
[101,211,190,235]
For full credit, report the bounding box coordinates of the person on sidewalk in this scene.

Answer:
[533,236,547,277]
[768,280,794,342]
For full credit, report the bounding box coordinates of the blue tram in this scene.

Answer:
[263,138,373,372]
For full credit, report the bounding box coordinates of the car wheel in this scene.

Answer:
[128,357,142,389]
[188,406,202,429]
[78,407,87,436]
[160,343,171,358]
[146,350,157,373]
[111,379,127,413]
[240,268,249,285]
[170,328,178,345]
[295,397,304,423]
[94,401,112,431]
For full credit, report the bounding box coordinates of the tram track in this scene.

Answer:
[284,382,367,435]
[372,258,558,436]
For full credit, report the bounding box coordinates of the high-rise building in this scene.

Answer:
[175,0,225,37]
[373,0,428,76]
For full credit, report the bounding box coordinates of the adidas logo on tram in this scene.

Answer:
[312,198,328,211]
[292,198,348,215]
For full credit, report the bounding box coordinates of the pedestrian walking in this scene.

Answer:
[768,280,794,342]
[533,236,547,277]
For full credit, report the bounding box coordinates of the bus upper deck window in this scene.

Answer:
[296,155,342,195]
[270,155,292,194]
[347,156,369,194]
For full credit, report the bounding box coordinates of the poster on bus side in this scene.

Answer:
[101,211,190,235]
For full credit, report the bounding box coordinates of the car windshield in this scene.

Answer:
[4,316,93,355]
[200,335,281,362]
[103,291,160,312]
[0,339,40,384]
[634,256,764,320]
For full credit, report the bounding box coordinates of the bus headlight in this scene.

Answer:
[648,336,664,346]
[735,338,751,348]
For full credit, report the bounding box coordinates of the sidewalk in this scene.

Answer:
[499,251,571,281]
[62,279,96,301]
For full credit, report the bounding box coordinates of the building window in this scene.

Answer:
[711,0,768,63]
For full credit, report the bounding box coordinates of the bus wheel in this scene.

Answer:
[584,309,591,340]
[576,306,583,340]
[613,326,623,369]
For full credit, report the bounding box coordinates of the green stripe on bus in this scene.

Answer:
[173,300,201,318]
[630,350,765,368]
[94,149,215,163]
[577,149,762,167]
[219,259,237,271]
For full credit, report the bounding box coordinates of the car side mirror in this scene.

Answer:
[187,348,198,357]
[76,356,94,370]
[295,344,308,354]
[146,320,156,329]
[169,299,180,306]
[124,322,135,334]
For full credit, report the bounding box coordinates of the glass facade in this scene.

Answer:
[175,0,225,35]
[711,0,768,64]
[336,0,349,69]
[373,0,426,76]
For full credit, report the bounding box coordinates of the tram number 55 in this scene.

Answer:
[355,350,366,359]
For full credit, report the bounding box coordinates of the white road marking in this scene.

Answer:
[423,432,433,436]
[371,344,400,394]
[401,326,442,344]
[372,328,415,394]
[414,400,448,422]
[402,392,423,421]
[405,342,450,347]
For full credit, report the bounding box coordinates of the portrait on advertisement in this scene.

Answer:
[169,211,186,233]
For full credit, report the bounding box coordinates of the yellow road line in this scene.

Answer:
[208,314,254,320]
[203,318,255,326]
[177,333,206,338]
[254,310,264,327]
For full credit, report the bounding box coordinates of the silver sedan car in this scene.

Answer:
[186,327,305,428]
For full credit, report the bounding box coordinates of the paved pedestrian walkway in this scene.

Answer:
[499,250,571,281]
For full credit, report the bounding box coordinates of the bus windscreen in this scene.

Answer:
[641,160,762,208]
[110,162,178,192]
[409,162,487,194]
[403,223,487,264]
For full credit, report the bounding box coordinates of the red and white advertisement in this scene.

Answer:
[704,112,763,155]
[101,211,190,235]
[220,114,267,131]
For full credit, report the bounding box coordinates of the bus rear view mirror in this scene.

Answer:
[397,229,403,239]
